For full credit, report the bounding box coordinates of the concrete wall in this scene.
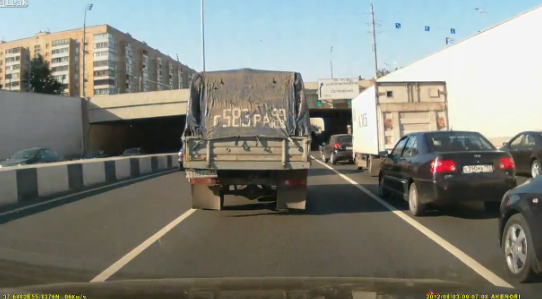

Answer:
[0,90,84,160]
[0,153,178,208]
[88,89,189,123]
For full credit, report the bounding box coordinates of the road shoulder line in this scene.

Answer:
[311,156,514,289]
[90,208,197,282]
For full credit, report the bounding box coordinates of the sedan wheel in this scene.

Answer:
[531,159,539,178]
[330,153,337,165]
[502,214,537,282]
[408,182,425,217]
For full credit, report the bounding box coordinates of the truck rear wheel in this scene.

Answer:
[276,170,308,211]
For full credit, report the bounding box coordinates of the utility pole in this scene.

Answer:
[82,4,93,98]
[330,46,334,78]
[369,1,379,79]
[200,0,206,72]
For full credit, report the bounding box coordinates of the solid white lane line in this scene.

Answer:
[0,169,178,218]
[311,156,514,289]
[90,208,197,282]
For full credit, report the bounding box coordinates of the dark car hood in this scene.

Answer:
[0,158,30,167]
[0,277,514,299]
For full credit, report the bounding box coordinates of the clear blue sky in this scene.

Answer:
[0,0,539,81]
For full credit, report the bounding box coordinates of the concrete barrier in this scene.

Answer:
[0,153,178,208]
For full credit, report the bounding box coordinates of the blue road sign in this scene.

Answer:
[425,26,430,31]
[395,23,401,29]
[450,28,456,34]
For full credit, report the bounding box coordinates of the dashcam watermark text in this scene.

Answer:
[0,0,29,8]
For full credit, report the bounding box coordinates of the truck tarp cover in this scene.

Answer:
[184,68,311,140]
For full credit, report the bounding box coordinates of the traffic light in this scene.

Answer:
[316,99,322,107]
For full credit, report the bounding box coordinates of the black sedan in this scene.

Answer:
[499,177,542,282]
[0,147,61,168]
[320,134,353,165]
[378,131,517,216]
[500,130,542,178]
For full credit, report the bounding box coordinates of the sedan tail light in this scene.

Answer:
[334,143,341,150]
[178,151,183,157]
[430,158,457,173]
[499,157,514,169]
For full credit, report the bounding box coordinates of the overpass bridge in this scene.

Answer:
[87,80,373,124]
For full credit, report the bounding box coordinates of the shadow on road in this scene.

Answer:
[0,171,177,226]
[225,174,501,220]
[224,182,405,217]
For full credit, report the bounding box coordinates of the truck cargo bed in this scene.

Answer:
[183,136,311,170]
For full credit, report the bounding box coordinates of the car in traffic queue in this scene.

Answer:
[178,148,184,170]
[320,134,353,165]
[500,130,542,178]
[121,148,145,156]
[0,147,61,168]
[378,131,517,216]
[499,176,542,283]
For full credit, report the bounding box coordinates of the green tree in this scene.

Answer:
[376,68,391,78]
[24,54,63,94]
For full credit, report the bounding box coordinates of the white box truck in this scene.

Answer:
[351,81,449,176]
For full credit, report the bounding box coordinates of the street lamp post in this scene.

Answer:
[330,46,333,78]
[82,3,93,98]
[201,0,206,72]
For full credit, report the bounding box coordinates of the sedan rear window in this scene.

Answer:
[11,149,39,160]
[336,136,352,143]
[426,132,495,152]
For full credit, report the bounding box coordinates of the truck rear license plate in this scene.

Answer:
[463,165,493,173]
[346,146,352,150]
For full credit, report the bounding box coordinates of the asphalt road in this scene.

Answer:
[0,153,539,296]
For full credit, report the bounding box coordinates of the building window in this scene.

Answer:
[93,70,115,77]
[94,88,116,95]
[52,65,69,72]
[93,33,113,40]
[94,42,108,49]
[52,47,69,55]
[94,79,116,86]
[51,56,69,64]
[93,60,116,68]
[52,39,70,47]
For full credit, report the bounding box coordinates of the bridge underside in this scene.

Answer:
[89,102,188,124]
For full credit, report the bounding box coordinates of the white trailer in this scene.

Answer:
[351,81,449,176]
[376,5,542,146]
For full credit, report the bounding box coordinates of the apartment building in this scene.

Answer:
[0,25,196,97]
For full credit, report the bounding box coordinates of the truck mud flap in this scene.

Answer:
[355,154,368,170]
[191,184,224,210]
[276,170,308,211]
[369,156,381,177]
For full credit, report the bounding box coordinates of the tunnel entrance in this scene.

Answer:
[89,108,351,156]
[89,115,186,156]
[309,108,352,150]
